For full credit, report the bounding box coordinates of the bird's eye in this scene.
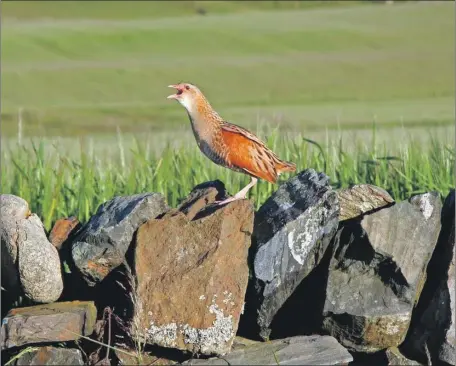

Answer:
[185,85,190,90]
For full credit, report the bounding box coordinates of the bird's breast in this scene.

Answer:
[187,114,229,167]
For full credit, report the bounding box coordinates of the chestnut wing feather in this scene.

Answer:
[220,122,280,183]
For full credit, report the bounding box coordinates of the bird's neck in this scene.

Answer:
[185,97,223,142]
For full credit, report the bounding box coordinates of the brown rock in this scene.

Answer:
[48,216,81,250]
[337,184,394,221]
[130,181,254,356]
[1,301,97,349]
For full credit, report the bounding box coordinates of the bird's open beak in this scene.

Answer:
[167,85,181,100]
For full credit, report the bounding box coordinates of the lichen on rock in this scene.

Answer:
[141,294,236,355]
[182,297,235,355]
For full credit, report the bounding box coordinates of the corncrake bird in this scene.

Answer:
[167,82,296,205]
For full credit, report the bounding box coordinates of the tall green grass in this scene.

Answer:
[2,127,454,231]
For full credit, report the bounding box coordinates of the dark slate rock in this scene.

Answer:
[402,189,455,365]
[1,301,96,350]
[71,193,169,286]
[322,192,442,353]
[13,346,85,366]
[250,169,339,340]
[183,335,353,365]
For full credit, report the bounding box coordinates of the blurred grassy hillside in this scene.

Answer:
[1,0,454,137]
[2,1,361,20]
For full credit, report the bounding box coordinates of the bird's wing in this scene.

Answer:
[220,122,280,183]
[221,122,269,148]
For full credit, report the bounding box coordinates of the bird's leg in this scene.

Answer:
[234,176,258,200]
[214,177,258,206]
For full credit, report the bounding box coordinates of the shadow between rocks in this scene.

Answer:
[348,350,388,365]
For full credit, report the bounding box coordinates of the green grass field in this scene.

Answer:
[1,1,454,229]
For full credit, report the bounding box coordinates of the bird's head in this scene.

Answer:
[167,82,205,112]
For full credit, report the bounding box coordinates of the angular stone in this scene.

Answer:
[49,216,81,250]
[402,189,455,365]
[182,335,353,365]
[71,193,169,286]
[250,169,339,339]
[1,301,96,349]
[337,184,394,221]
[385,347,421,365]
[322,192,442,353]
[1,194,30,295]
[130,182,254,356]
[12,346,85,366]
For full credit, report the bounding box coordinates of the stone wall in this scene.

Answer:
[1,170,454,365]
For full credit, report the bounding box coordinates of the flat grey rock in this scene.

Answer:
[13,346,85,365]
[337,184,394,221]
[183,335,353,365]
[250,169,339,339]
[402,189,455,365]
[71,193,169,286]
[323,192,442,352]
[1,301,97,350]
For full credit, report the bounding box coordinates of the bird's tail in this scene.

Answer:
[276,160,296,174]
